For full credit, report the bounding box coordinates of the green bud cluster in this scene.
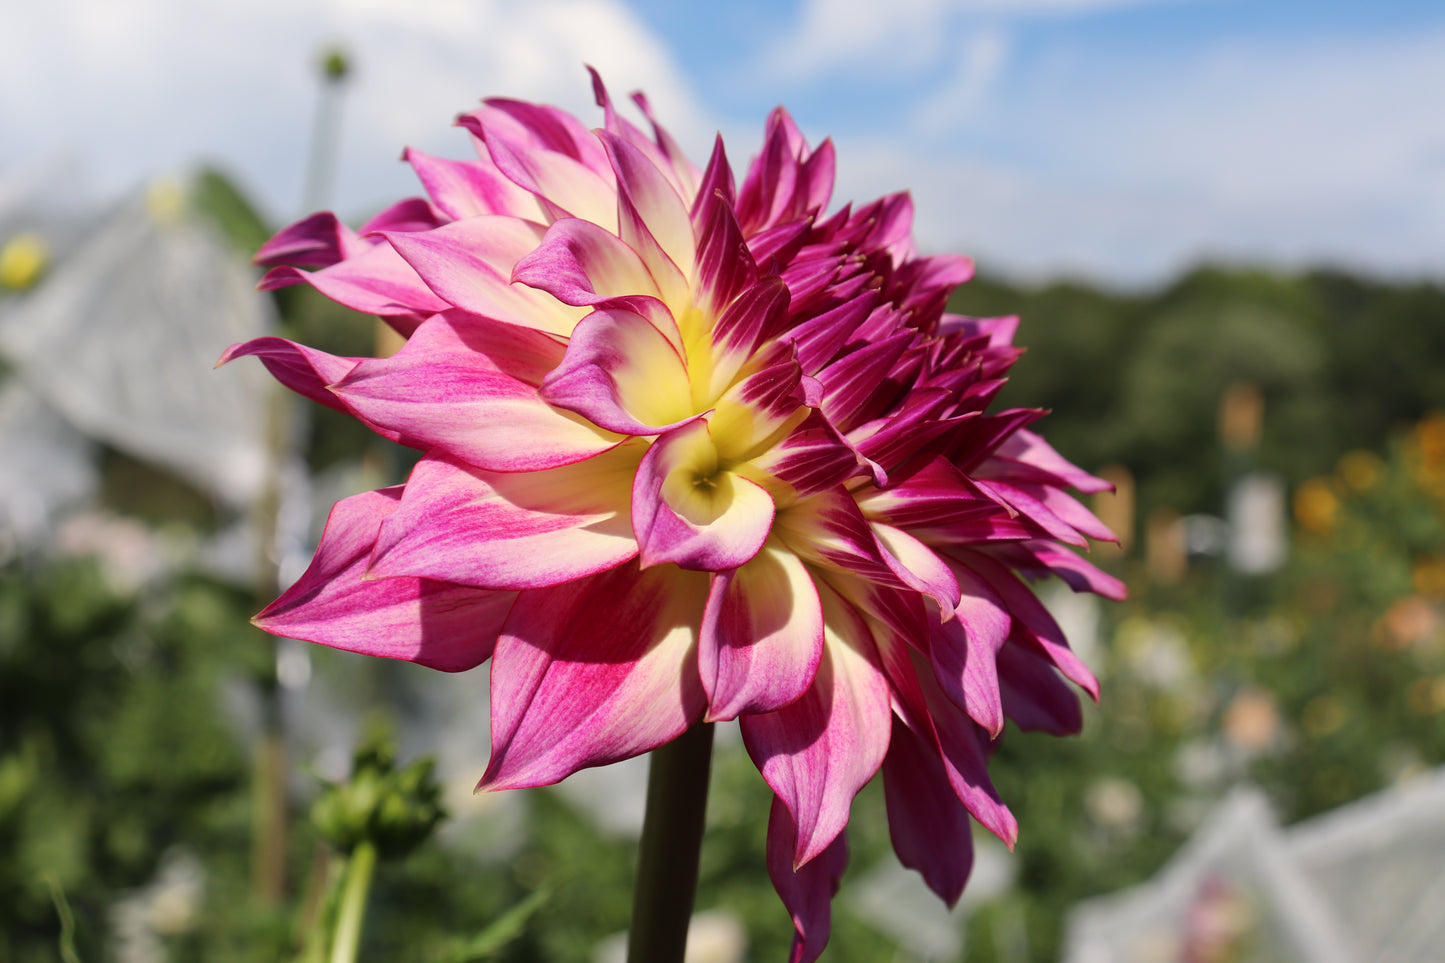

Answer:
[311,742,445,858]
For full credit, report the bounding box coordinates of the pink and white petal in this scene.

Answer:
[461,103,618,229]
[709,277,792,391]
[870,522,961,614]
[255,487,511,671]
[404,147,543,220]
[693,189,758,318]
[882,718,975,907]
[217,337,367,422]
[741,582,891,866]
[699,541,824,721]
[767,796,847,963]
[599,130,696,281]
[511,217,662,307]
[478,562,708,790]
[633,421,776,572]
[259,241,450,321]
[369,446,640,590]
[539,303,695,435]
[331,314,620,472]
[378,218,584,336]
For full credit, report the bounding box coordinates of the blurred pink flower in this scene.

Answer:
[223,71,1123,961]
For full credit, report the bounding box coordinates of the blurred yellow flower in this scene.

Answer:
[1336,449,1382,493]
[1413,557,1445,600]
[0,233,49,291]
[1293,478,1339,534]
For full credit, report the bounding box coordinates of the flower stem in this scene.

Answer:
[627,721,715,963]
[329,840,377,963]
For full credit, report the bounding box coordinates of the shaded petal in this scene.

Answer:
[950,550,1099,700]
[699,541,824,721]
[254,210,365,268]
[767,797,847,963]
[741,581,891,866]
[255,487,511,671]
[913,647,1019,845]
[633,420,775,571]
[882,717,975,907]
[998,643,1083,736]
[331,312,621,472]
[369,446,640,589]
[929,560,1011,737]
[479,562,707,790]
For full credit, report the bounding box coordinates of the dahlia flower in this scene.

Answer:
[224,70,1123,960]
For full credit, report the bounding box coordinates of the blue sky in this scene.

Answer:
[3,0,1443,285]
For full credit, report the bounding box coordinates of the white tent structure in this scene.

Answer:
[1065,770,1445,963]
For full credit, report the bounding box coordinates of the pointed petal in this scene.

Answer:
[984,428,1114,494]
[950,550,1099,700]
[479,562,707,790]
[741,581,891,865]
[998,643,1083,735]
[883,717,975,907]
[767,796,847,963]
[633,420,775,571]
[255,488,511,671]
[369,446,640,590]
[254,211,364,268]
[699,541,824,721]
[217,337,366,421]
[461,102,618,229]
[259,240,449,324]
[871,521,961,614]
[913,647,1018,845]
[330,312,621,472]
[404,146,543,220]
[598,129,695,281]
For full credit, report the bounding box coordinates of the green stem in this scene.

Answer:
[330,840,378,963]
[627,722,715,963]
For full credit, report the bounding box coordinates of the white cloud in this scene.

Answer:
[906,28,1012,135]
[0,0,709,223]
[826,26,1445,285]
[761,0,1173,86]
